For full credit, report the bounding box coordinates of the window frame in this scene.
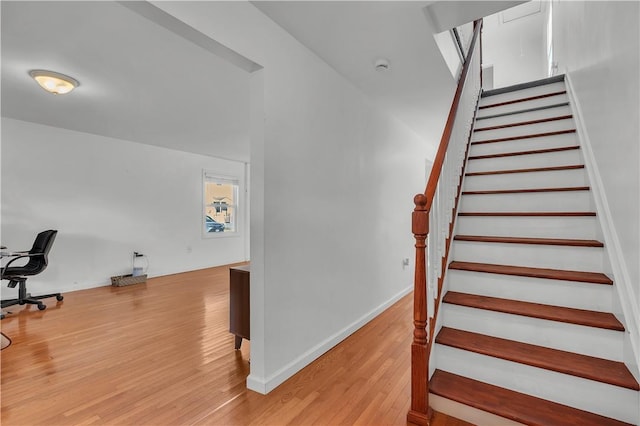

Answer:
[202,171,241,239]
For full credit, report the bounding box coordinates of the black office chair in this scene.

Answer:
[1,230,63,318]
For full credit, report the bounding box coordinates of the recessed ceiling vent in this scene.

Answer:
[375,58,390,72]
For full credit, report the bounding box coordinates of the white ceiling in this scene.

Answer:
[1,1,252,162]
[2,1,536,162]
[252,1,529,144]
[253,1,456,145]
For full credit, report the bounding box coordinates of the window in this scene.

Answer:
[203,172,239,236]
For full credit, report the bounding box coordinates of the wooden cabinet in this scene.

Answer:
[229,265,250,349]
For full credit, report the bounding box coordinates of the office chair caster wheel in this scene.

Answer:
[56,295,64,301]
[37,303,46,311]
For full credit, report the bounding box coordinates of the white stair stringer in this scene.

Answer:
[566,72,640,399]
[434,344,639,425]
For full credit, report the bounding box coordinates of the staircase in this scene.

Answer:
[430,75,640,426]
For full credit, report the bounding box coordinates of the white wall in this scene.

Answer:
[1,118,248,297]
[482,1,548,88]
[552,0,640,386]
[153,1,432,393]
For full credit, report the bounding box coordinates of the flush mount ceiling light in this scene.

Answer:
[29,69,79,95]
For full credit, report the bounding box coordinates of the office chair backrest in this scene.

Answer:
[11,230,58,277]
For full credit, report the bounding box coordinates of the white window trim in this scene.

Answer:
[202,170,241,239]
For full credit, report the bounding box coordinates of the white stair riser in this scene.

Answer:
[466,149,583,174]
[451,241,605,272]
[469,132,578,157]
[459,190,592,212]
[429,394,525,426]
[475,105,573,129]
[455,216,600,239]
[479,81,567,107]
[434,345,638,424]
[440,303,624,360]
[472,119,575,142]
[462,168,588,191]
[478,93,570,118]
[446,269,613,312]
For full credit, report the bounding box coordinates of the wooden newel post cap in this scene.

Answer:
[412,194,428,236]
[413,193,427,211]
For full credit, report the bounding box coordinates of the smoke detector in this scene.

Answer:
[375,58,390,72]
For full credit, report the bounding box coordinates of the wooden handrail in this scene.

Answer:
[424,20,482,210]
[407,18,483,426]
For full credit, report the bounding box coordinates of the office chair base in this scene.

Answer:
[1,285,63,317]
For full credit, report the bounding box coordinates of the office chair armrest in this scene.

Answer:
[1,253,42,278]
[0,250,29,258]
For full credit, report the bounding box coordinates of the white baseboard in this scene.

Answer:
[246,373,267,395]
[565,72,640,379]
[246,285,413,394]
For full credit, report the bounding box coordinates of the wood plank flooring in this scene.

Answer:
[1,264,470,426]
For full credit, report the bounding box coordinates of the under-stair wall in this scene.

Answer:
[430,75,640,426]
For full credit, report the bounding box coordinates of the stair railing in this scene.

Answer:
[408,19,483,425]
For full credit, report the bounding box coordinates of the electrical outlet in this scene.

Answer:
[402,258,410,269]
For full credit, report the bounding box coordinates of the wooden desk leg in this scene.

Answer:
[235,335,243,350]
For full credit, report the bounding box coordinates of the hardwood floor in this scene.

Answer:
[1,264,472,426]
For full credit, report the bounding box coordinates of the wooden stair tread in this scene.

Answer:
[466,164,584,176]
[442,291,623,330]
[449,261,612,284]
[472,129,576,145]
[430,370,634,426]
[458,211,596,217]
[435,327,639,390]
[454,235,604,247]
[474,114,573,132]
[479,90,568,109]
[462,186,590,195]
[468,145,579,160]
